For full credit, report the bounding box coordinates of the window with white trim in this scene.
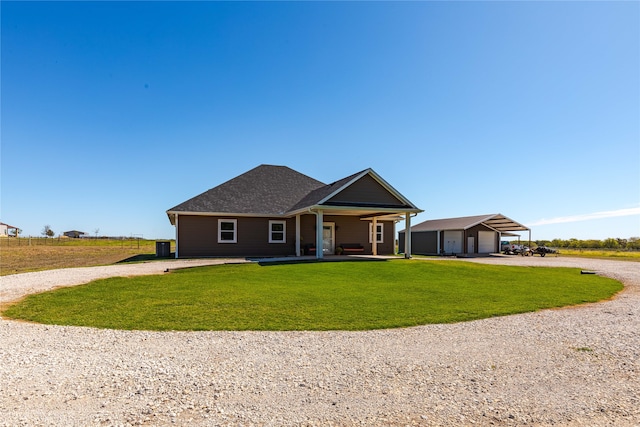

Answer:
[218,219,237,243]
[369,223,384,243]
[269,220,286,243]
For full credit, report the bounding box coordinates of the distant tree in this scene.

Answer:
[8,228,21,237]
[584,239,602,249]
[42,225,55,238]
[628,237,640,250]
[568,238,581,249]
[550,239,564,248]
[602,238,620,249]
[94,228,100,239]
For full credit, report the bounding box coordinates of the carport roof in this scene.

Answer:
[403,214,529,233]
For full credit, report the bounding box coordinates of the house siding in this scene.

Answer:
[177,215,297,257]
[178,214,396,257]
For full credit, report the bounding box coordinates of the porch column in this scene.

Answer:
[437,229,441,255]
[316,210,324,259]
[174,214,179,259]
[372,217,378,256]
[404,212,412,259]
[295,214,301,257]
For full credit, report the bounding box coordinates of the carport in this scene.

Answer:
[398,213,531,256]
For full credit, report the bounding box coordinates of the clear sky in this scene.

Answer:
[2,1,639,241]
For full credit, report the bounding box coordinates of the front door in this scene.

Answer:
[322,222,335,254]
[468,236,475,254]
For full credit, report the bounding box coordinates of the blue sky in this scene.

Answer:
[2,1,639,241]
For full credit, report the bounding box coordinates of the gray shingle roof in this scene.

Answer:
[402,214,529,233]
[168,165,422,223]
[167,165,325,215]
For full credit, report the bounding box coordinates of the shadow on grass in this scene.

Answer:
[117,253,175,264]
[254,256,389,266]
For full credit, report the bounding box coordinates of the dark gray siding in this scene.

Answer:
[398,231,438,255]
[413,231,439,254]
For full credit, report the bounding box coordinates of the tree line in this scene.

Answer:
[531,237,640,250]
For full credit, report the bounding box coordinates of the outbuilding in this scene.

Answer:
[398,214,530,256]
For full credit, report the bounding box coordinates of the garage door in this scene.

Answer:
[478,231,497,253]
[443,230,463,254]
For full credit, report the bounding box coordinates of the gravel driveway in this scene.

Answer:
[1,256,638,426]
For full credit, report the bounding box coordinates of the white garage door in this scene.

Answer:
[443,230,463,254]
[478,231,497,253]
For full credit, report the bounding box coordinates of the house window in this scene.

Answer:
[369,223,384,243]
[218,219,237,243]
[269,220,286,243]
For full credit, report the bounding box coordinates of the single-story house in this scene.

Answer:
[167,165,423,259]
[63,230,87,238]
[0,222,19,237]
[398,214,530,256]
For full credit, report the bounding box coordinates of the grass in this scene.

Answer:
[558,249,640,261]
[0,238,173,275]
[2,260,622,331]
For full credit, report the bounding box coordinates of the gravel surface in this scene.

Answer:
[0,256,638,426]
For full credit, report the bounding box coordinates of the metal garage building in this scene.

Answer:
[398,214,530,256]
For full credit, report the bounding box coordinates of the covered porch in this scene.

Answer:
[291,207,420,260]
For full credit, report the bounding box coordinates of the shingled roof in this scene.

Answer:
[167,165,325,216]
[167,165,422,224]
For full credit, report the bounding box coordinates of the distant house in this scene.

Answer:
[398,214,530,256]
[0,222,19,237]
[63,230,87,238]
[166,165,423,259]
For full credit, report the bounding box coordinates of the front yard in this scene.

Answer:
[2,260,623,331]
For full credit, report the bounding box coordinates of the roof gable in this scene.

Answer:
[167,165,325,216]
[323,172,412,209]
[287,169,419,212]
[286,170,364,212]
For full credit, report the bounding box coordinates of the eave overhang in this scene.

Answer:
[166,210,289,225]
[168,204,424,225]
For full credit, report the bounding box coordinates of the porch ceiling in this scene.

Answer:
[480,214,530,232]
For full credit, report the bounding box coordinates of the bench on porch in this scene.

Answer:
[304,244,316,255]
[339,243,365,254]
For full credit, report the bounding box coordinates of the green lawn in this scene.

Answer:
[2,260,623,331]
